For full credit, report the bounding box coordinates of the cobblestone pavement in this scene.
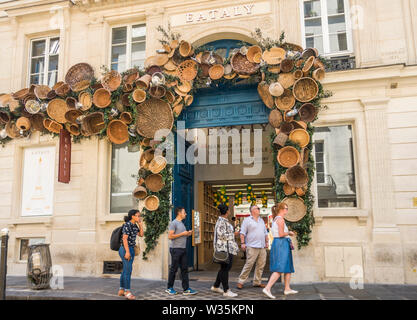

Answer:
[5,275,417,300]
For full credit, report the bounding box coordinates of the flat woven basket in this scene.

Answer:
[145,173,164,192]
[231,52,260,75]
[107,120,129,145]
[144,195,160,211]
[289,128,310,148]
[133,185,147,200]
[93,88,111,108]
[209,64,224,80]
[293,77,319,103]
[277,146,300,168]
[65,63,94,92]
[149,155,167,174]
[102,70,122,92]
[47,99,69,123]
[136,98,174,139]
[268,109,283,128]
[275,89,295,111]
[278,73,296,89]
[177,60,197,81]
[257,81,275,109]
[282,197,307,222]
[262,47,286,65]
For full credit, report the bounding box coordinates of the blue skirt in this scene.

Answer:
[270,237,294,273]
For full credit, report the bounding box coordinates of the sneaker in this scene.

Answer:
[262,288,276,299]
[165,288,178,295]
[284,289,298,295]
[223,290,238,298]
[211,286,224,294]
[183,288,198,295]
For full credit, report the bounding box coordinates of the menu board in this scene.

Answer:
[192,210,202,246]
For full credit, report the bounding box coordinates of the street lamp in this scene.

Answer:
[0,228,9,300]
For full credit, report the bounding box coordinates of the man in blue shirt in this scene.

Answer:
[237,205,269,289]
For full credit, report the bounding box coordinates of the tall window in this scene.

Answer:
[29,37,60,86]
[110,143,140,213]
[111,24,146,72]
[313,125,357,208]
[301,0,352,56]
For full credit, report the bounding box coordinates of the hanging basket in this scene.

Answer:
[312,68,325,81]
[65,123,80,136]
[0,111,10,124]
[133,185,147,200]
[282,197,307,222]
[262,47,286,65]
[120,112,132,124]
[65,63,94,92]
[135,98,173,138]
[55,83,71,97]
[299,103,317,122]
[143,148,155,162]
[294,69,304,79]
[136,74,152,90]
[177,60,198,81]
[123,69,139,85]
[268,109,283,128]
[144,195,160,211]
[209,64,224,80]
[231,52,260,75]
[257,81,274,109]
[43,118,63,134]
[246,45,262,63]
[102,70,122,92]
[273,132,288,147]
[12,88,29,101]
[165,90,176,104]
[289,129,310,148]
[82,112,105,135]
[275,89,295,111]
[132,88,147,103]
[149,85,166,99]
[302,56,315,73]
[164,60,177,71]
[16,117,31,131]
[145,173,164,192]
[277,146,300,168]
[93,88,111,108]
[184,95,193,106]
[78,91,92,111]
[278,72,296,89]
[149,155,167,174]
[285,165,308,188]
[34,85,51,100]
[292,77,319,103]
[107,120,129,145]
[47,99,69,123]
[179,41,192,57]
[64,109,83,124]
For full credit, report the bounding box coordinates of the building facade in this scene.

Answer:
[0,0,417,284]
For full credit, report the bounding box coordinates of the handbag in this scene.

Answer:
[213,220,230,264]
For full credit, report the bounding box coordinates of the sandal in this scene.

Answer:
[124,291,136,300]
[118,289,125,297]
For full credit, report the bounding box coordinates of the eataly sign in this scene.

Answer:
[185,4,255,23]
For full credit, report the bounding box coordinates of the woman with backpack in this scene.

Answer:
[118,209,144,300]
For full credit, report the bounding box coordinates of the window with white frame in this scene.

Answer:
[301,0,353,56]
[313,125,357,208]
[111,24,146,72]
[19,238,45,261]
[110,143,140,213]
[29,37,60,87]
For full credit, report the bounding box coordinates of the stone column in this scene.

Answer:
[361,98,405,283]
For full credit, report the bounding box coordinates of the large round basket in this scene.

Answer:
[277,146,300,168]
[278,73,296,89]
[135,98,174,138]
[275,89,295,111]
[78,91,92,111]
[133,185,147,200]
[47,99,69,123]
[149,155,167,174]
[65,63,94,92]
[177,60,198,81]
[209,64,224,80]
[293,77,319,103]
[144,195,160,211]
[107,120,129,145]
[282,197,307,222]
[102,70,122,92]
[34,85,51,100]
[231,52,260,75]
[268,109,283,128]
[289,128,310,148]
[145,173,164,192]
[82,112,105,135]
[262,47,286,65]
[299,103,316,122]
[257,81,274,109]
[285,165,308,188]
[93,88,111,108]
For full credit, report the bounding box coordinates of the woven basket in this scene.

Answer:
[146,65,163,76]
[0,111,10,124]
[289,129,310,148]
[132,88,147,103]
[262,47,286,65]
[34,85,51,100]
[302,148,309,167]
[65,97,76,109]
[78,91,92,111]
[23,94,37,106]
[164,60,177,71]
[209,64,224,80]
[65,63,94,92]
[275,89,295,111]
[143,148,155,162]
[82,112,105,135]
[136,74,152,90]
[179,41,192,57]
[55,83,70,97]
[140,138,151,147]
[299,103,316,122]
[47,99,69,123]
[302,56,315,73]
[283,183,295,196]
[149,155,167,174]
[93,88,111,108]
[65,109,83,124]
[120,112,132,124]
[170,39,179,49]
[178,60,198,81]
[312,68,325,81]
[107,120,129,145]
[279,174,287,184]
[231,52,260,75]
[302,48,319,59]
[65,123,80,136]
[279,121,294,135]
[174,87,187,97]
[247,45,262,63]
[172,101,183,116]
[5,121,20,138]
[43,118,63,134]
[123,69,139,85]
[282,197,307,222]
[278,73,296,89]
[46,90,56,100]
[133,185,147,200]
[257,81,275,109]
[165,90,176,104]
[291,120,307,130]
[278,146,300,168]
[280,59,295,73]
[294,69,304,80]
[16,117,31,131]
[201,52,223,65]
[30,114,45,132]
[224,72,236,80]
[268,109,283,128]
[145,173,164,192]
[273,132,288,147]
[123,83,133,93]
[149,85,166,99]
[296,187,306,197]
[184,95,193,106]
[269,82,284,97]
[144,195,160,211]
[12,88,29,100]
[101,70,122,92]
[199,63,210,78]
[285,165,308,189]
[135,98,173,138]
[293,77,319,103]
[171,49,185,66]
[314,58,325,69]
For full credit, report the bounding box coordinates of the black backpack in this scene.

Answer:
[110,225,123,251]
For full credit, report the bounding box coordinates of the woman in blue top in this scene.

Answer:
[118,209,144,300]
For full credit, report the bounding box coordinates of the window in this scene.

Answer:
[19,238,45,261]
[111,24,146,72]
[313,125,357,208]
[29,37,60,86]
[301,0,352,56]
[110,143,140,213]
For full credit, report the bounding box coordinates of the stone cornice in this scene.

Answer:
[0,0,70,18]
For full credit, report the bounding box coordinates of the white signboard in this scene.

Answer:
[21,146,56,217]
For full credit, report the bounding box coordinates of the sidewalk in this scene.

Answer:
[5,275,417,300]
